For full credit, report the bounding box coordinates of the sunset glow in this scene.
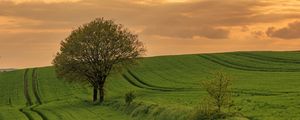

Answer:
[1,0,300,68]
[0,0,80,4]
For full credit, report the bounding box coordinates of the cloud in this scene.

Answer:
[0,0,298,39]
[1,0,300,67]
[0,0,289,39]
[0,0,298,32]
[142,26,230,39]
[0,31,67,68]
[266,21,300,39]
[0,0,80,4]
[252,31,265,38]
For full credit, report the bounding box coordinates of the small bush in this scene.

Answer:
[125,91,136,105]
[201,71,232,113]
[191,71,239,120]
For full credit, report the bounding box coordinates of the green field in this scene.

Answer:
[1,51,300,120]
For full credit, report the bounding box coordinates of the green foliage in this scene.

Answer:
[190,71,233,120]
[201,71,232,113]
[52,17,145,102]
[125,91,136,105]
[52,17,145,84]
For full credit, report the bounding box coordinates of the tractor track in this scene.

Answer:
[123,74,173,91]
[128,70,179,90]
[19,108,34,120]
[21,69,33,120]
[232,52,300,64]
[199,54,300,72]
[32,69,42,105]
[24,69,33,106]
[21,68,48,120]
[30,107,48,120]
[123,70,196,91]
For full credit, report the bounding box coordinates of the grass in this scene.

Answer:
[1,51,300,119]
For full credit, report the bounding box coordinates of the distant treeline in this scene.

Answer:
[0,68,16,72]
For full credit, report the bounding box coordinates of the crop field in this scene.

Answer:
[1,51,300,120]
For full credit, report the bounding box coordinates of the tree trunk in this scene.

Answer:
[98,76,107,103]
[93,86,98,102]
[99,85,104,103]
[217,104,221,113]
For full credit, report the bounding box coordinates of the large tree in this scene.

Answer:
[53,18,145,103]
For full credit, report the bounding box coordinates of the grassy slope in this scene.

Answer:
[1,51,300,120]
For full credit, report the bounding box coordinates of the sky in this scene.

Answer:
[1,0,300,68]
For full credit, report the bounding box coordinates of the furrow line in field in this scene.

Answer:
[199,54,300,72]
[123,71,196,92]
[127,70,181,90]
[20,69,34,120]
[233,52,300,64]
[30,107,48,120]
[122,74,151,89]
[32,69,42,104]
[24,69,33,106]
[21,68,49,120]
[122,74,173,91]
[128,70,198,91]
[30,68,50,120]
[19,108,34,120]
[200,55,266,71]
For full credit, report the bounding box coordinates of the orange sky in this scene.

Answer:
[1,0,300,68]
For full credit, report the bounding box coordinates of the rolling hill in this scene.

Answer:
[1,51,300,120]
